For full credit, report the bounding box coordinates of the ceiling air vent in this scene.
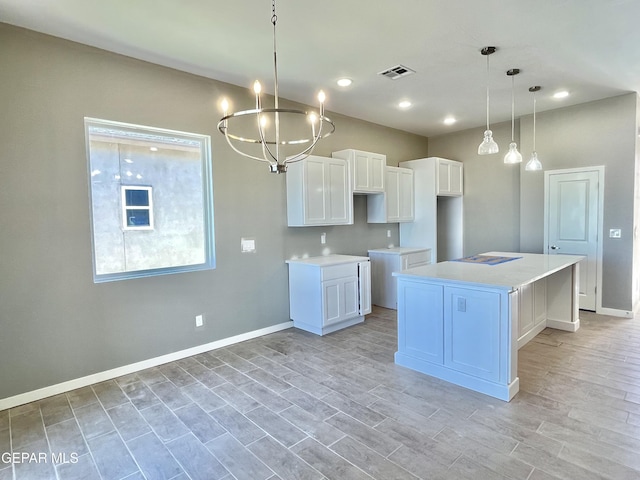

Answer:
[378,64,416,80]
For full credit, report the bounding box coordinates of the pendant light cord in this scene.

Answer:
[511,74,515,141]
[485,54,490,130]
[532,91,537,151]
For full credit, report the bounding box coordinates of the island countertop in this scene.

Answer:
[393,251,584,290]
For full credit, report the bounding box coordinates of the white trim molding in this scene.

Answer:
[596,307,634,318]
[0,321,293,411]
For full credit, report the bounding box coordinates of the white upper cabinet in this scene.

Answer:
[436,158,463,196]
[332,149,386,193]
[367,166,414,223]
[286,155,353,226]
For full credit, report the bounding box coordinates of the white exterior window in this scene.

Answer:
[85,118,215,282]
[121,186,154,230]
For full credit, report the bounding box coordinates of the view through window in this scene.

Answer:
[85,118,215,282]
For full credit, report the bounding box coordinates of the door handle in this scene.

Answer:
[550,245,560,250]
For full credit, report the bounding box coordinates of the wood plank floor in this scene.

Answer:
[1,307,639,479]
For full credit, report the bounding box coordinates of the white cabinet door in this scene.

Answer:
[326,158,351,224]
[449,162,463,195]
[367,166,414,223]
[444,286,501,382]
[436,159,463,196]
[385,167,401,222]
[358,261,372,315]
[322,275,359,326]
[332,149,386,193]
[398,168,414,221]
[322,279,342,325]
[286,155,353,226]
[304,157,328,224]
[397,280,444,363]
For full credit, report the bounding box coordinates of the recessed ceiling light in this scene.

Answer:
[337,78,352,87]
[443,116,456,125]
[398,100,412,109]
[553,90,569,99]
[149,146,158,152]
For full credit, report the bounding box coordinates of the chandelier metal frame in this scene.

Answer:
[217,0,335,174]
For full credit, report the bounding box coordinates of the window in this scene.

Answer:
[121,186,154,230]
[85,118,215,282]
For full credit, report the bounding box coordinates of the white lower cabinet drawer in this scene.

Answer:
[321,263,357,281]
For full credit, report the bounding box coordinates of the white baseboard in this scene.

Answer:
[596,307,634,318]
[0,321,293,411]
[546,318,580,332]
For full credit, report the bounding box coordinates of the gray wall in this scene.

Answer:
[428,94,638,312]
[428,121,521,256]
[0,24,429,400]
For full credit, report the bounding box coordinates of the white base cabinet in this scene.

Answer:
[394,252,582,401]
[395,278,516,400]
[368,247,431,309]
[286,255,371,336]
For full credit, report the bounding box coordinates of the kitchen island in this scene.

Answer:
[393,252,583,401]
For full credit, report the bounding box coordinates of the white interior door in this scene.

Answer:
[545,169,601,311]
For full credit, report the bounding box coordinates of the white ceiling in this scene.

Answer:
[2,0,639,137]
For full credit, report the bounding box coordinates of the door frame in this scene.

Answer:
[543,166,605,313]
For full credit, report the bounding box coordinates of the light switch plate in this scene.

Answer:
[241,237,256,252]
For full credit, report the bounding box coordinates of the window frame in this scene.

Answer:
[121,185,154,231]
[85,117,216,283]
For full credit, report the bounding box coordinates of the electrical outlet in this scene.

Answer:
[195,314,204,328]
[609,228,621,238]
[387,230,391,238]
[457,297,466,312]
[320,232,326,244]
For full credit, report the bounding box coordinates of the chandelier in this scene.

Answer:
[217,0,335,174]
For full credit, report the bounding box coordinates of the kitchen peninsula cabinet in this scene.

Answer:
[286,255,371,335]
[332,149,386,194]
[286,155,352,226]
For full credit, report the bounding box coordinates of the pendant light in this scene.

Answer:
[504,69,522,164]
[525,86,543,171]
[217,0,335,174]
[478,47,499,155]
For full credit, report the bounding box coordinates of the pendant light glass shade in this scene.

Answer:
[478,130,499,154]
[526,151,542,171]
[478,47,499,155]
[525,86,543,171]
[504,69,522,164]
[504,142,523,164]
